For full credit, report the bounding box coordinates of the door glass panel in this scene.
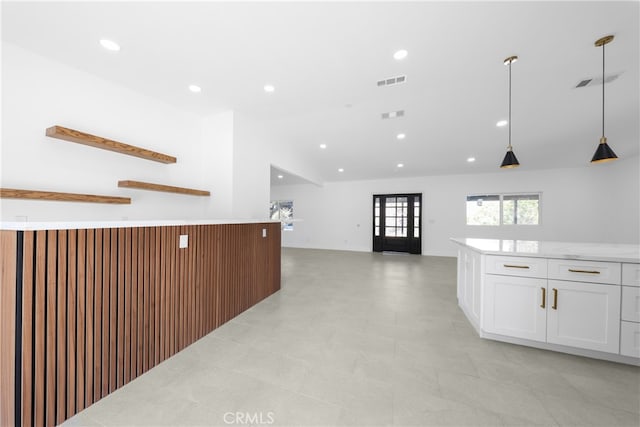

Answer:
[414,228,420,238]
[385,227,396,236]
[375,226,380,236]
[385,217,395,227]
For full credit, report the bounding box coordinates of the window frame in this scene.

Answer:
[466,192,542,226]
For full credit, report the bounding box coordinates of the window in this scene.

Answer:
[270,200,294,230]
[384,196,408,237]
[466,194,540,226]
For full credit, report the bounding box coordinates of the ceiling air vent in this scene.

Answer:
[381,110,405,119]
[575,73,621,88]
[377,75,407,87]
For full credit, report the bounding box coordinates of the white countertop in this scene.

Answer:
[451,238,640,263]
[1,219,279,231]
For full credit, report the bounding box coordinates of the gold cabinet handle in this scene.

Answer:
[503,264,530,269]
[568,268,600,274]
[540,287,546,309]
[552,288,558,310]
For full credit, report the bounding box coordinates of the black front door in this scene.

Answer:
[372,193,422,254]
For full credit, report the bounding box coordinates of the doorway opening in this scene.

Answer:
[373,193,422,254]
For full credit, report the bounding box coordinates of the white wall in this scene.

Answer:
[1,42,233,221]
[231,114,324,219]
[201,111,234,218]
[271,156,640,256]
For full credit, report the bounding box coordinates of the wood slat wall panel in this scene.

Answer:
[76,230,86,413]
[56,231,67,425]
[4,223,280,426]
[130,229,138,382]
[154,228,161,366]
[85,230,95,409]
[0,231,17,427]
[142,228,149,374]
[93,229,102,403]
[21,232,35,427]
[67,229,77,418]
[45,231,56,427]
[34,230,46,427]
[109,229,117,394]
[101,229,110,399]
[117,228,125,389]
[124,228,132,385]
[136,228,143,378]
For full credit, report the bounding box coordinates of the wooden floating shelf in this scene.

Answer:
[118,180,210,196]
[0,188,131,204]
[46,125,177,164]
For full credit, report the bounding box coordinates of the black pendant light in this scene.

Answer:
[591,35,618,163]
[500,56,520,169]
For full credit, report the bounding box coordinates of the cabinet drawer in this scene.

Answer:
[620,321,640,358]
[485,256,547,278]
[548,259,621,285]
[622,263,640,287]
[622,286,640,322]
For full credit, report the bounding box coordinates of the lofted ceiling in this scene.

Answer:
[2,1,638,185]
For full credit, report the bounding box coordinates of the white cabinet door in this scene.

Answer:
[620,321,640,358]
[483,275,547,342]
[459,247,482,328]
[468,249,482,327]
[546,280,620,353]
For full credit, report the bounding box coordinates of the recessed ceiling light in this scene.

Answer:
[338,168,344,172]
[319,143,327,149]
[393,49,408,60]
[397,163,404,168]
[277,175,283,179]
[396,133,406,140]
[467,157,476,163]
[264,84,275,93]
[188,85,201,93]
[99,39,120,52]
[496,120,508,127]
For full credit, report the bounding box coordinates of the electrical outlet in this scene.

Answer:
[179,234,188,248]
[262,228,267,238]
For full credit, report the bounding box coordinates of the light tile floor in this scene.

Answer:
[64,248,640,426]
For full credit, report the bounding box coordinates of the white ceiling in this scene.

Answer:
[2,1,638,185]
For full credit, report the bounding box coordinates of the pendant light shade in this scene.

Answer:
[591,137,618,163]
[500,55,520,169]
[591,35,618,164]
[501,148,520,169]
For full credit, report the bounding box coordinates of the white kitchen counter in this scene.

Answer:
[0,218,279,231]
[451,237,640,264]
[452,237,640,365]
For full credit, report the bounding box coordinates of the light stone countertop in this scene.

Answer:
[0,218,279,231]
[451,237,640,263]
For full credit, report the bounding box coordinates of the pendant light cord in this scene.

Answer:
[602,42,605,138]
[508,59,512,149]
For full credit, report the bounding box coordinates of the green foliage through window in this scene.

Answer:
[466,194,540,226]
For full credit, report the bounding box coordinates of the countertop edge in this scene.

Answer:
[1,219,281,231]
[450,237,640,264]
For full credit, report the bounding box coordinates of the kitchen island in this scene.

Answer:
[0,219,281,426]
[451,238,640,365]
